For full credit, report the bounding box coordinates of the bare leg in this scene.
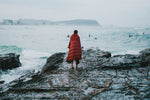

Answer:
[71,62,74,69]
[75,60,78,69]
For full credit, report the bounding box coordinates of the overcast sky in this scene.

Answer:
[0,0,150,26]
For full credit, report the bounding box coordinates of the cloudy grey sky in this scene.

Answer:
[0,0,150,26]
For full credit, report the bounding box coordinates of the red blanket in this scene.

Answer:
[66,33,82,62]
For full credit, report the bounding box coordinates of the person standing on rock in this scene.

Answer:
[66,30,82,69]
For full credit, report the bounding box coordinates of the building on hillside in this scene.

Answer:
[2,19,13,25]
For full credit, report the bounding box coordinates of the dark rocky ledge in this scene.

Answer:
[0,48,150,100]
[41,52,66,74]
[0,53,21,70]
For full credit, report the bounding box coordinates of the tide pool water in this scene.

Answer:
[0,25,150,83]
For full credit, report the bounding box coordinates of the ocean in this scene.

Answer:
[0,25,150,83]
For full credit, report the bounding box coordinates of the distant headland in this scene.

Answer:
[0,19,100,26]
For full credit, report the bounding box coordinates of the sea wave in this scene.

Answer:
[0,45,22,54]
[0,48,50,83]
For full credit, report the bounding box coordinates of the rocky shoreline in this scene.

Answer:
[0,48,150,100]
[0,53,21,70]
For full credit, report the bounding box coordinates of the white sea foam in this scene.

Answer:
[0,49,50,83]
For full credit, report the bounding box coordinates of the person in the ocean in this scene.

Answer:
[66,30,82,69]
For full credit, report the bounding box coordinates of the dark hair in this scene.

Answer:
[74,30,78,34]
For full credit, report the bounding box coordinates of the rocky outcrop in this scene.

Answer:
[82,49,144,69]
[0,48,150,99]
[0,80,5,84]
[139,48,150,66]
[41,52,66,74]
[97,51,111,58]
[0,53,21,70]
[100,54,142,68]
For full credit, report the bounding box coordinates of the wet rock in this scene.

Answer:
[82,48,145,69]
[0,53,21,70]
[1,97,12,100]
[101,54,142,68]
[0,48,150,99]
[0,80,5,84]
[82,81,114,100]
[97,51,111,58]
[41,52,66,74]
[139,48,150,66]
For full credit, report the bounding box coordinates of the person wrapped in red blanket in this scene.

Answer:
[66,30,82,69]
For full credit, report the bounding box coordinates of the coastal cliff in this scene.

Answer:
[0,48,150,100]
